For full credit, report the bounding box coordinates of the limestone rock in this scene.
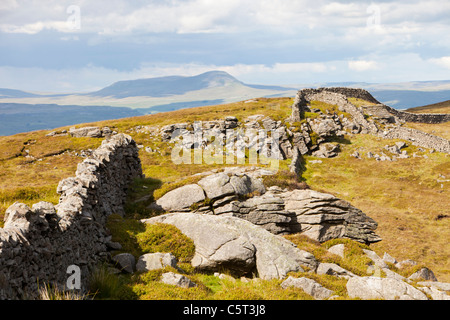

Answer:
[229,174,265,196]
[327,244,345,258]
[197,173,236,200]
[382,252,397,264]
[136,253,178,272]
[363,249,388,268]
[312,143,340,158]
[419,286,450,300]
[283,189,381,244]
[346,276,428,300]
[112,253,136,273]
[281,276,334,300]
[69,126,103,138]
[316,263,356,279]
[230,192,293,235]
[417,281,450,292]
[142,212,318,280]
[155,184,206,212]
[408,267,438,282]
[161,272,197,288]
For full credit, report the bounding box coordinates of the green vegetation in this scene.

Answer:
[262,170,309,190]
[136,223,195,263]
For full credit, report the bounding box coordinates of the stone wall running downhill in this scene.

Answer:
[292,87,450,125]
[367,103,450,124]
[0,133,142,299]
[291,87,450,153]
[381,126,450,153]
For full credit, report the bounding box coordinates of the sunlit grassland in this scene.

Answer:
[301,133,450,282]
[0,96,449,286]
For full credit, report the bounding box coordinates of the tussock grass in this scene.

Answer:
[136,223,195,263]
[38,283,89,300]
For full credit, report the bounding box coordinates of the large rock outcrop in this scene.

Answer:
[142,212,318,280]
[150,172,381,244]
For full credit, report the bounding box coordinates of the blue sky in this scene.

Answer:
[1,0,450,92]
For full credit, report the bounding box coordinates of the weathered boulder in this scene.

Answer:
[283,189,381,244]
[197,173,236,200]
[417,281,450,300]
[148,172,381,244]
[155,184,206,212]
[327,244,345,258]
[281,276,334,300]
[312,143,340,158]
[316,263,356,279]
[419,285,450,300]
[229,174,265,196]
[136,253,178,272]
[69,126,103,138]
[142,212,318,279]
[408,267,438,282]
[112,253,136,273]
[230,192,294,235]
[346,276,428,300]
[161,272,197,288]
[4,202,49,232]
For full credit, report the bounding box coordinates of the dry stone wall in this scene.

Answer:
[0,133,142,299]
[292,87,450,125]
[291,88,450,153]
[365,103,450,124]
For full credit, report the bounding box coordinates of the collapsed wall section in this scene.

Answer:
[291,87,450,153]
[0,133,142,299]
[292,87,450,125]
[371,104,450,124]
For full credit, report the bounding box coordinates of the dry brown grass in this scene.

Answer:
[404,121,450,140]
[406,101,450,114]
[302,133,450,282]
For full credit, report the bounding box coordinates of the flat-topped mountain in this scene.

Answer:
[88,71,294,98]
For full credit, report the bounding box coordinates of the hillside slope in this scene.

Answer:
[406,100,450,114]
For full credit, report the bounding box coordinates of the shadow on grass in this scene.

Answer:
[124,177,163,220]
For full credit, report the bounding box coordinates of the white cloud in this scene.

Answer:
[0,0,18,11]
[428,56,450,69]
[0,20,73,34]
[348,60,379,72]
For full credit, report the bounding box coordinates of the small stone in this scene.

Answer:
[327,244,345,258]
[408,267,438,282]
[136,253,177,272]
[160,272,197,288]
[281,276,334,300]
[112,253,136,273]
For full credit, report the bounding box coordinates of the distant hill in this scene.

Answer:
[88,71,295,98]
[406,100,450,114]
[0,88,41,99]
